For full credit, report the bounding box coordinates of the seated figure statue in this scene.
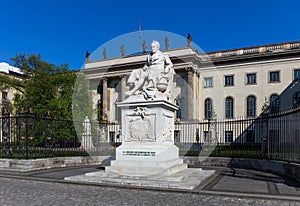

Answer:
[126,40,174,99]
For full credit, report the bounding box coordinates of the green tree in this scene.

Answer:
[10,54,77,119]
[72,72,97,138]
[1,54,98,148]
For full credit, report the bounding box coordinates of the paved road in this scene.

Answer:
[0,166,299,205]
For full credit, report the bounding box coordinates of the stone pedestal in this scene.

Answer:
[105,97,186,176]
[65,95,215,190]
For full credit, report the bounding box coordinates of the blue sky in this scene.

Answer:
[0,0,300,70]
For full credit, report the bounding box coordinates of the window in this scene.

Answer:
[204,98,212,119]
[294,69,300,80]
[225,97,234,118]
[174,130,180,142]
[2,92,7,101]
[225,131,233,143]
[246,73,256,84]
[224,75,234,86]
[247,96,256,117]
[293,92,300,107]
[270,94,280,114]
[204,77,213,88]
[269,71,280,82]
[109,131,115,143]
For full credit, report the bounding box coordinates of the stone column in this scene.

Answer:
[120,74,127,101]
[186,68,195,120]
[102,77,108,117]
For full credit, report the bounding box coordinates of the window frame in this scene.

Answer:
[224,75,234,86]
[204,77,213,88]
[246,95,256,117]
[225,96,234,119]
[269,70,280,83]
[2,92,8,101]
[204,98,213,119]
[269,94,280,114]
[225,131,233,143]
[294,69,300,80]
[246,73,257,85]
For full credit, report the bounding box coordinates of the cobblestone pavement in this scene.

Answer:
[0,166,299,205]
[0,177,299,206]
[198,166,300,197]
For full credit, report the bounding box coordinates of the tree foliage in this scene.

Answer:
[10,54,77,119]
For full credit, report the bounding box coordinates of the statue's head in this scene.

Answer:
[151,41,160,53]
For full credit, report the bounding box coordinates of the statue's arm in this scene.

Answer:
[164,54,173,71]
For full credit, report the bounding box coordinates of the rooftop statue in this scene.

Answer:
[125,40,175,100]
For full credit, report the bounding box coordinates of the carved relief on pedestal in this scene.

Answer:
[126,107,155,142]
[162,115,173,142]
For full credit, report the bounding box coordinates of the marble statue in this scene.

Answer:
[143,40,147,54]
[120,44,125,57]
[81,116,95,150]
[85,50,90,62]
[82,116,91,135]
[165,36,170,50]
[187,33,192,48]
[103,48,107,59]
[126,40,175,100]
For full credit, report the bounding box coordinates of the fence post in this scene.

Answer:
[1,108,11,158]
[25,111,29,160]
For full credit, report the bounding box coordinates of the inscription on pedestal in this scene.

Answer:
[122,151,156,156]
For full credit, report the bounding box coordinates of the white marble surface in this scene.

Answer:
[65,168,215,190]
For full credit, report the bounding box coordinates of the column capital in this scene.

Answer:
[101,77,108,82]
[186,66,200,76]
[119,74,128,79]
[185,67,195,75]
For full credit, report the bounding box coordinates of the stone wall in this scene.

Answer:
[0,156,110,172]
[183,157,300,183]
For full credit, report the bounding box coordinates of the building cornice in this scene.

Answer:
[83,40,300,78]
[204,40,300,63]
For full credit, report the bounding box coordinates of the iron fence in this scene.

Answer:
[0,107,299,163]
[173,108,300,163]
[1,112,85,159]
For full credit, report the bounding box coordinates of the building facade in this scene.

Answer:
[0,62,22,112]
[83,40,300,123]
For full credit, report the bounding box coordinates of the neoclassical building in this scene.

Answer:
[0,62,22,111]
[83,40,300,123]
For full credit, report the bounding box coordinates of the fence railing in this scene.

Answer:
[0,108,299,163]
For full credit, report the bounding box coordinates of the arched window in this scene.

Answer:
[225,97,234,118]
[204,98,212,119]
[293,91,300,108]
[270,94,280,114]
[247,95,256,117]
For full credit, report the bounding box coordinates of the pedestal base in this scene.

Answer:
[65,98,216,190]
[107,143,186,176]
[65,168,215,190]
